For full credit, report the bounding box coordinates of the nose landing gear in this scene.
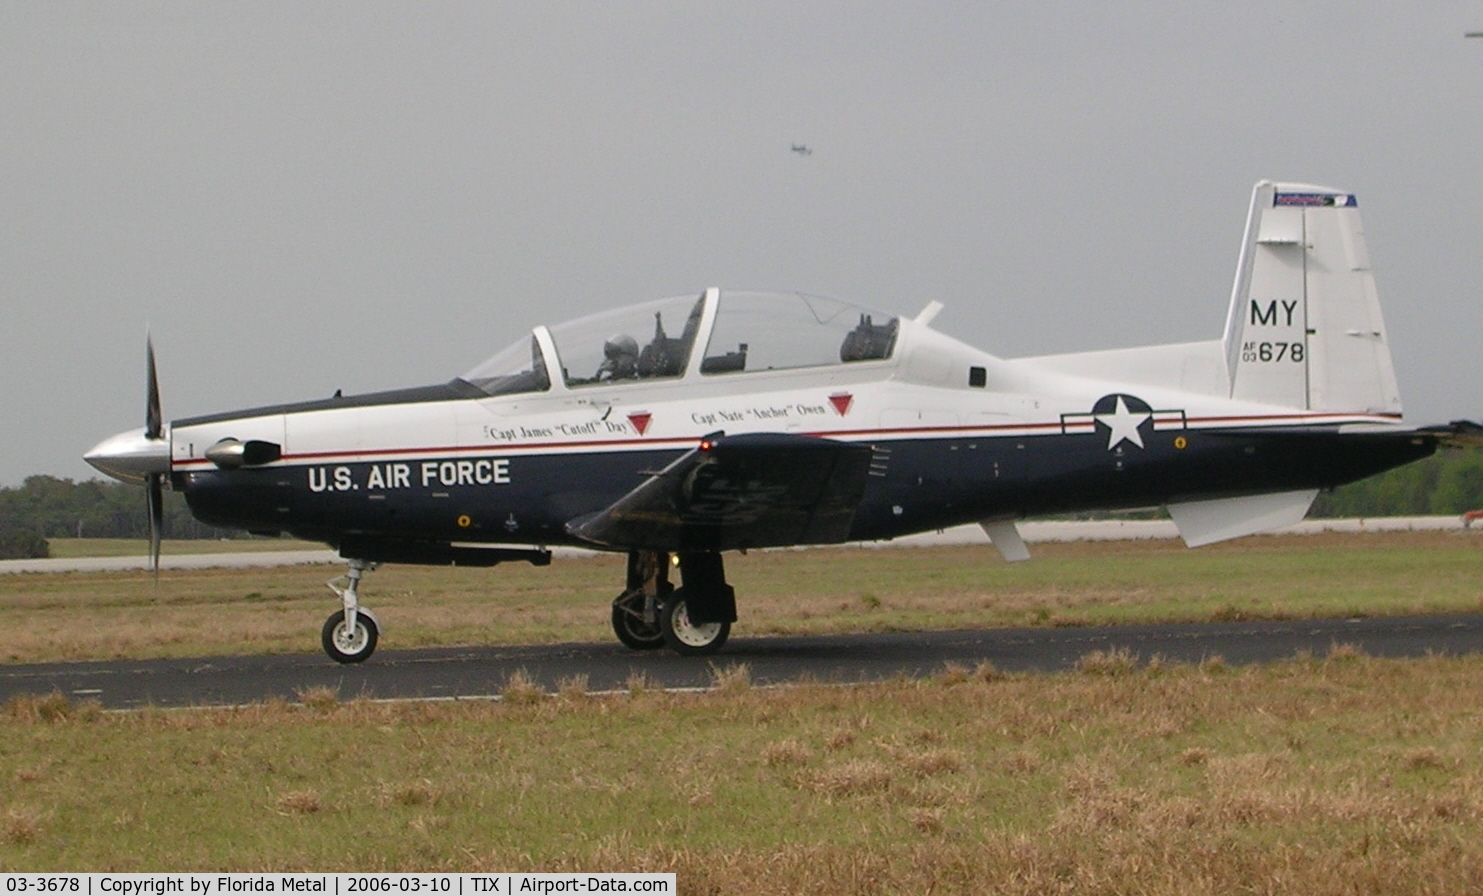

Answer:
[323,558,381,663]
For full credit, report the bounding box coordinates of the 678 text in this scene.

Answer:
[1241,341,1305,363]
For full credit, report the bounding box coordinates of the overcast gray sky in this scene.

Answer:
[5,3,1483,486]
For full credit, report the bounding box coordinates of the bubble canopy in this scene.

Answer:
[458,290,899,397]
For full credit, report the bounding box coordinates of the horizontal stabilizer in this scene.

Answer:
[1417,420,1483,449]
[1166,489,1318,547]
[568,433,874,552]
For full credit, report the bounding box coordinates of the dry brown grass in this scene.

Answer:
[709,661,753,694]
[1400,746,1453,772]
[556,673,590,700]
[1076,646,1140,676]
[1179,747,1211,767]
[273,789,321,815]
[794,759,896,799]
[761,738,814,767]
[499,668,546,705]
[625,669,660,696]
[3,807,44,845]
[973,659,1004,682]
[1199,653,1228,675]
[3,691,98,723]
[825,728,856,752]
[937,662,971,686]
[294,684,340,710]
[376,780,441,808]
[3,654,1483,891]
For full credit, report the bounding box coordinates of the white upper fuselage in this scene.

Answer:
[164,287,1402,490]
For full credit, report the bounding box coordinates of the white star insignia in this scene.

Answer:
[1095,396,1151,450]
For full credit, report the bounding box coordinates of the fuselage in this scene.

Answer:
[156,288,1429,554]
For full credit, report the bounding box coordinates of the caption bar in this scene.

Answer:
[0,876,673,896]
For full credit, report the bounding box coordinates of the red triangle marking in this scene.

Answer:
[828,393,854,416]
[627,412,652,436]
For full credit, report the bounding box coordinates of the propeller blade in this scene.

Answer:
[146,337,162,441]
[145,338,164,576]
[147,472,163,576]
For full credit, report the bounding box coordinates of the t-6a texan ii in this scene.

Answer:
[85,181,1479,663]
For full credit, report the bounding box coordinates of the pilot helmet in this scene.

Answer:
[604,333,638,359]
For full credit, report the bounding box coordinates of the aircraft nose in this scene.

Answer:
[84,427,170,485]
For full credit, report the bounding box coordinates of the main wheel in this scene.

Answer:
[611,594,666,651]
[321,610,378,663]
[660,593,730,656]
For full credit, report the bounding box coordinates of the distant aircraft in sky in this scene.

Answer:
[85,181,1480,664]
[791,144,812,156]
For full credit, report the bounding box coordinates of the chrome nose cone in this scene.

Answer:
[84,427,170,485]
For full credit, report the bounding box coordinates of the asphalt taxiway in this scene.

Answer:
[3,614,1479,709]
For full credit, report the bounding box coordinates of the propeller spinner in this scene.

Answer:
[84,338,171,572]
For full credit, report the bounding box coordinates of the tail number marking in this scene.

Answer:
[1241,341,1305,364]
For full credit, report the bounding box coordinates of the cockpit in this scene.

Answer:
[458,290,900,397]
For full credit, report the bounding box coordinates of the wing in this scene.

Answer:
[567,432,875,552]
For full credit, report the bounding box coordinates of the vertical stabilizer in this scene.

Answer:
[1222,181,1401,415]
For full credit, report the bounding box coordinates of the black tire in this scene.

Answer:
[660,592,730,656]
[611,595,666,651]
[321,610,378,663]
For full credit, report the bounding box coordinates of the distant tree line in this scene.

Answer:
[0,475,239,559]
[4,451,1483,560]
[1309,449,1483,518]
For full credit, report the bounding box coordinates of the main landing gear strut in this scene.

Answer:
[323,558,382,664]
[610,550,736,656]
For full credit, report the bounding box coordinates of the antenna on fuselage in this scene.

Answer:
[914,301,944,326]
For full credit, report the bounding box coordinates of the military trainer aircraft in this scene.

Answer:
[85,180,1476,663]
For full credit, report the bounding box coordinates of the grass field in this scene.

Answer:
[4,531,1483,886]
[3,531,1482,664]
[4,652,1483,891]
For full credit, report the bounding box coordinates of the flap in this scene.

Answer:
[568,433,875,552]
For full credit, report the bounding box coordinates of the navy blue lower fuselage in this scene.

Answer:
[177,427,1433,553]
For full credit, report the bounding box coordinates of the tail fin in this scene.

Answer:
[1222,181,1401,415]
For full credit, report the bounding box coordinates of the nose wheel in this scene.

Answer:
[322,610,378,663]
[323,558,381,663]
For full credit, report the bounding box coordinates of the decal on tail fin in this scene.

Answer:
[1223,181,1402,415]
